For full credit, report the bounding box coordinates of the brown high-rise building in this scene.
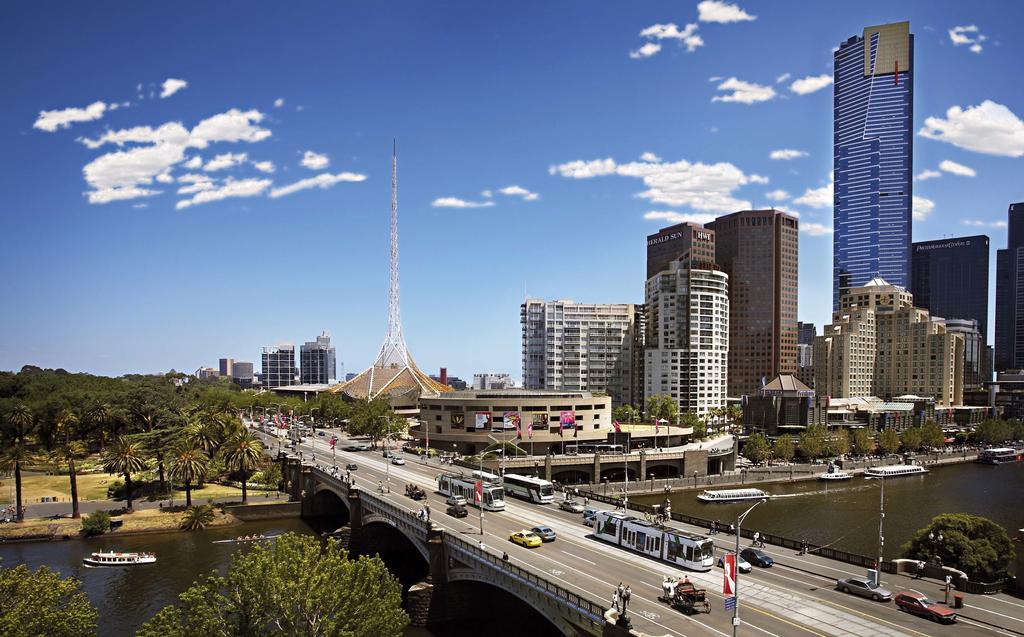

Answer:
[707,209,799,396]
[646,222,716,280]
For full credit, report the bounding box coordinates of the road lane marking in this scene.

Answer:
[959,617,1017,636]
[560,550,597,565]
[965,604,1024,626]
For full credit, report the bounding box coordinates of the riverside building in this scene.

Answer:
[995,202,1024,371]
[300,331,337,385]
[833,21,914,309]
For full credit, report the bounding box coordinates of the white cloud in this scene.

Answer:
[712,77,775,104]
[481,190,493,198]
[301,150,330,170]
[177,173,211,183]
[643,210,716,225]
[638,23,703,53]
[132,203,148,209]
[78,122,191,150]
[630,43,662,59]
[34,101,107,132]
[183,156,202,169]
[160,78,188,99]
[949,25,987,53]
[252,160,275,174]
[189,109,271,148]
[776,73,791,84]
[176,178,272,210]
[938,159,976,177]
[915,169,942,181]
[430,197,495,209]
[550,156,767,212]
[919,101,1024,157]
[769,149,807,160]
[155,171,174,184]
[269,172,367,199]
[87,186,162,204]
[912,195,935,221]
[697,0,756,23]
[177,179,216,195]
[800,222,833,236]
[273,98,284,108]
[963,219,1007,228]
[640,152,661,162]
[498,185,539,201]
[789,74,833,95]
[765,189,790,201]
[794,173,834,209]
[203,152,248,172]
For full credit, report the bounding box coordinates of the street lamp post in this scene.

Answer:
[928,531,944,565]
[384,416,391,494]
[866,475,886,586]
[732,498,768,637]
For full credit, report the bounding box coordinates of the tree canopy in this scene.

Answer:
[0,561,98,637]
[743,433,770,464]
[901,513,1014,582]
[137,533,408,637]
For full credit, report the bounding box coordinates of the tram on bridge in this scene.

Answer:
[592,511,715,572]
[437,473,506,511]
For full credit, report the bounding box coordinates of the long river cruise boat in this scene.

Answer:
[83,551,156,567]
[977,448,1024,465]
[697,488,769,503]
[592,510,715,571]
[863,464,928,478]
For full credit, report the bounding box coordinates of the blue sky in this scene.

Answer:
[1,1,1022,381]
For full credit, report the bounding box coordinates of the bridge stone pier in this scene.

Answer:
[279,455,636,637]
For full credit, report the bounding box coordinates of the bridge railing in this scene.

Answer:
[445,533,606,625]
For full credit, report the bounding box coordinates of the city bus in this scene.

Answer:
[502,474,555,504]
[471,470,502,484]
[591,510,715,571]
[437,473,505,511]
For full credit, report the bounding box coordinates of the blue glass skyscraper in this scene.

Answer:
[833,22,914,309]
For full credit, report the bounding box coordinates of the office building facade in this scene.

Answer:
[300,332,337,385]
[645,260,730,417]
[262,344,296,389]
[707,209,799,396]
[798,322,817,346]
[995,202,1024,371]
[941,318,984,389]
[219,358,234,378]
[646,222,717,280]
[833,22,914,309]
[521,299,641,407]
[231,361,254,387]
[473,373,515,390]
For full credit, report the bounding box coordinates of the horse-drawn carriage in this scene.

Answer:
[405,484,426,500]
[658,578,710,614]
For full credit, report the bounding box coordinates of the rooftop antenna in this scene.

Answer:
[375,140,410,368]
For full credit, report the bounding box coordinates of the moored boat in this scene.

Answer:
[976,448,1024,465]
[863,464,928,478]
[819,463,852,481]
[83,551,156,567]
[697,488,769,503]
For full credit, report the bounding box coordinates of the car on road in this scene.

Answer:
[582,506,599,526]
[345,463,358,471]
[740,548,774,568]
[509,530,543,548]
[894,591,956,623]
[317,431,325,437]
[390,456,406,465]
[382,450,394,458]
[446,504,468,518]
[343,445,362,452]
[559,500,585,514]
[717,552,752,573]
[356,444,372,451]
[531,526,557,542]
[836,576,892,602]
[445,494,467,507]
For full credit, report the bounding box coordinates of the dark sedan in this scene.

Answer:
[446,504,468,518]
[740,547,774,568]
[531,526,557,542]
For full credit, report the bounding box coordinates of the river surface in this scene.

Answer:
[636,461,1024,557]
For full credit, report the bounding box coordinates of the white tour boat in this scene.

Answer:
[819,464,853,481]
[697,488,769,503]
[82,551,157,567]
[863,464,928,478]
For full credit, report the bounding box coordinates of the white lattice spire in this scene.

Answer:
[375,140,410,368]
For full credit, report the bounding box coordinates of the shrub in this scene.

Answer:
[180,505,215,531]
[105,480,124,499]
[81,511,111,537]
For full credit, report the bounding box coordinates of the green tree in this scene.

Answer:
[772,434,795,463]
[180,504,215,531]
[851,428,873,456]
[901,513,1014,582]
[921,419,945,449]
[169,439,209,508]
[612,404,639,424]
[974,420,1011,445]
[826,429,851,458]
[0,404,36,521]
[878,428,901,456]
[798,423,827,460]
[50,408,89,519]
[137,533,408,637]
[681,411,705,440]
[900,426,923,452]
[0,561,98,637]
[81,511,111,537]
[743,433,770,464]
[102,436,149,511]
[221,429,263,503]
[347,398,405,448]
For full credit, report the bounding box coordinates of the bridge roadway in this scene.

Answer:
[259,428,1021,637]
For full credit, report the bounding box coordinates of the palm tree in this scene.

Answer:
[102,436,149,511]
[184,417,220,456]
[51,408,89,519]
[0,404,36,521]
[222,429,264,503]
[169,439,209,508]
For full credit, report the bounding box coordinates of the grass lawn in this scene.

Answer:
[0,507,238,540]
[0,473,264,506]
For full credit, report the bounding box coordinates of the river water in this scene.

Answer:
[636,461,1024,557]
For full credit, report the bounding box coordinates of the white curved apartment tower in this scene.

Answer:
[644,260,730,417]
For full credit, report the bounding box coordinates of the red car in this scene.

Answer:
[894,591,957,623]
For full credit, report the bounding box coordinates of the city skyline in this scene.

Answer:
[2,2,1023,380]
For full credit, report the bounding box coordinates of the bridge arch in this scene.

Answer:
[442,572,579,636]
[551,468,592,484]
[645,462,681,479]
[308,483,350,526]
[349,519,431,606]
[599,466,639,482]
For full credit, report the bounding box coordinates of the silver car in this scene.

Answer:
[836,576,892,602]
[559,500,585,513]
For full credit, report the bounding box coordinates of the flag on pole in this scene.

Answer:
[613,421,622,433]
[723,553,737,595]
[474,480,483,503]
[330,438,336,449]
[527,420,533,439]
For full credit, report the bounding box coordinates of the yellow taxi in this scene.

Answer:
[509,530,543,548]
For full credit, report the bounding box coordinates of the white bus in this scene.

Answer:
[471,469,502,485]
[502,474,555,504]
[437,473,505,511]
[592,510,715,572]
